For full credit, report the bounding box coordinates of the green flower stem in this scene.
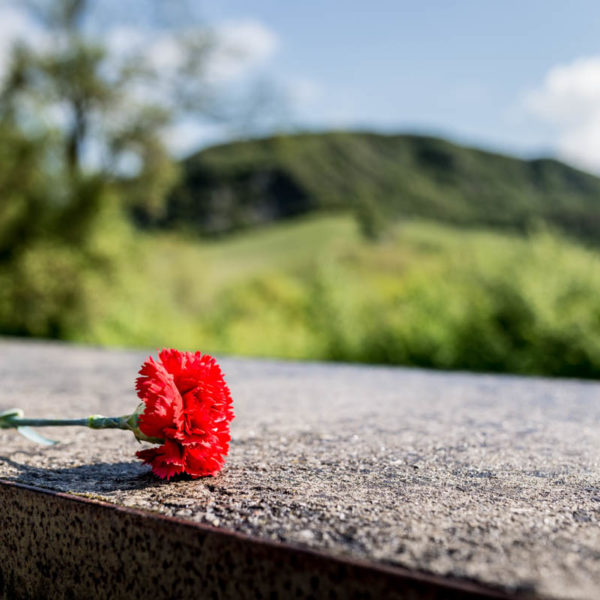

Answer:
[0,410,163,444]
[2,417,91,428]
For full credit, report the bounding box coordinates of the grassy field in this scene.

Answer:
[76,214,600,378]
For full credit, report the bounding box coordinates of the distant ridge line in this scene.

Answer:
[147,130,600,243]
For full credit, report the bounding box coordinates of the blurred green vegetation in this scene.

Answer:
[0,0,201,342]
[66,214,600,379]
[0,122,130,339]
[163,132,600,242]
[3,1,600,379]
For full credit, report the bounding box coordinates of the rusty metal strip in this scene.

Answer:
[0,480,529,600]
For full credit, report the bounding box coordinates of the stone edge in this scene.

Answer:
[0,479,536,600]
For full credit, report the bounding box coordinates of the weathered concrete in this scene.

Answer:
[1,339,599,599]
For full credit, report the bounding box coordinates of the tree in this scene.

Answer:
[1,0,225,216]
[0,0,235,338]
[354,188,388,242]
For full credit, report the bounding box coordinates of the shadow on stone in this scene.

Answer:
[0,457,164,493]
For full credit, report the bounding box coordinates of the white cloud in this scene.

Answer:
[205,20,279,83]
[103,19,278,90]
[524,56,600,172]
[0,8,279,87]
[104,21,275,76]
[0,8,281,154]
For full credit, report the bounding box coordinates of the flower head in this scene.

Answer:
[135,349,234,480]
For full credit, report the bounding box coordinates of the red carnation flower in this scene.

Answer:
[135,349,234,480]
[1,348,233,481]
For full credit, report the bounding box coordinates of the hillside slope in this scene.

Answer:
[81,214,600,378]
[164,131,600,241]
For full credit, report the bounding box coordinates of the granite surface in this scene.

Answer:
[1,339,599,599]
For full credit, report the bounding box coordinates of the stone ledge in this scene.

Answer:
[0,481,513,600]
[1,339,599,599]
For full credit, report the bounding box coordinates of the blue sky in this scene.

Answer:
[3,1,600,171]
[196,0,600,171]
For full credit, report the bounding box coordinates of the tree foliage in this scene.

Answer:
[0,0,219,338]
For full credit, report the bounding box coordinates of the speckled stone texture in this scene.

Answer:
[0,339,599,599]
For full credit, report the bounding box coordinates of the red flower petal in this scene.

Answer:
[158,348,189,380]
[135,349,234,479]
[136,439,185,480]
[183,444,226,478]
[137,357,184,439]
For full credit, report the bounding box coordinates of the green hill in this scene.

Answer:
[162,131,600,241]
